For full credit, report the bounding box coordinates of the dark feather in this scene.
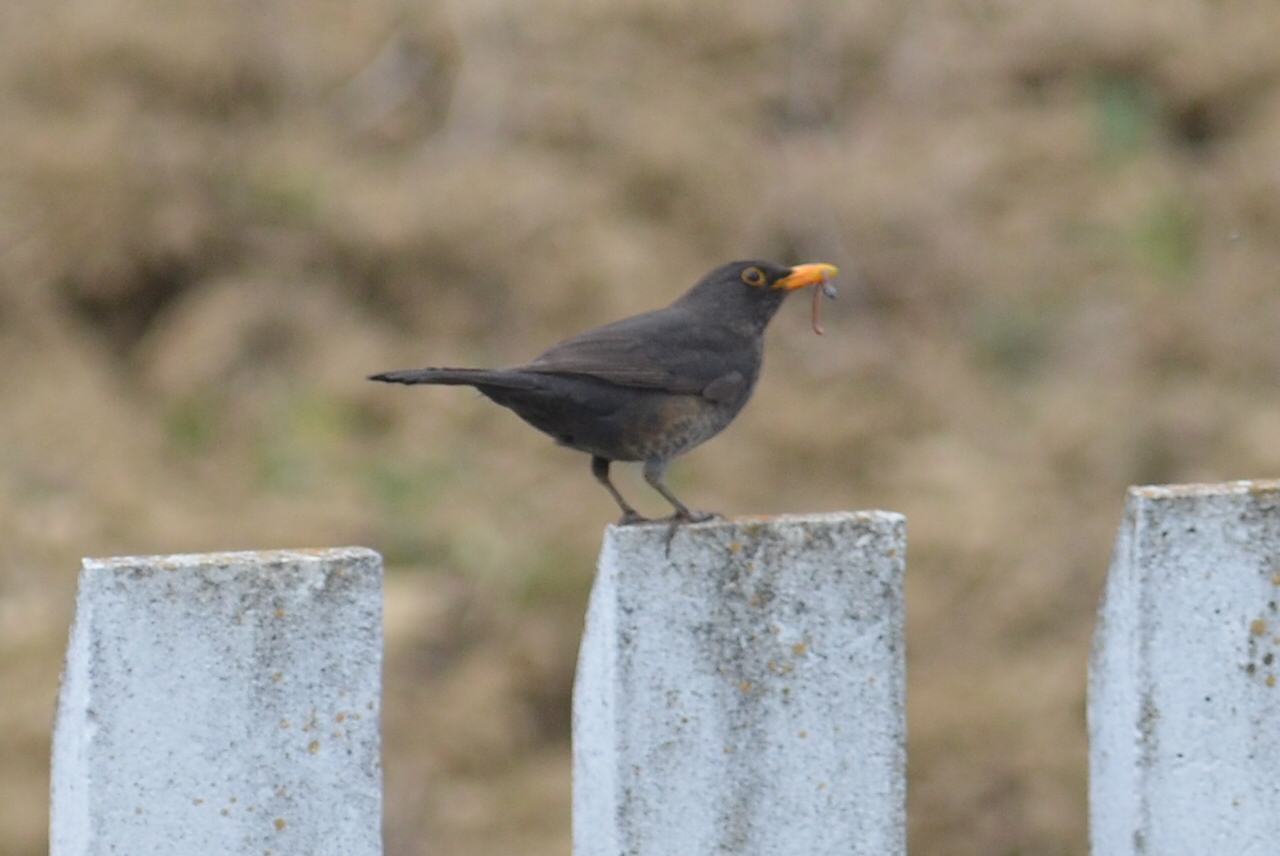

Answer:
[519,305,756,400]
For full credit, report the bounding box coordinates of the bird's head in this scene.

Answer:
[675,260,839,335]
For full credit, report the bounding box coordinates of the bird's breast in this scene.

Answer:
[614,392,740,462]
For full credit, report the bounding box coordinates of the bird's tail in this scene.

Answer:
[367,367,542,390]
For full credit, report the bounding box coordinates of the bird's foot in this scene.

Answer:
[613,509,720,530]
[659,509,719,525]
[660,510,720,555]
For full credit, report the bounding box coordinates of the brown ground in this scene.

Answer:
[4,1,1280,853]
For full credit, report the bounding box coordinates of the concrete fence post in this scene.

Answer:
[573,512,906,856]
[1089,481,1280,855]
[50,547,383,856]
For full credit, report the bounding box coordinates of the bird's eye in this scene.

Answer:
[741,267,765,286]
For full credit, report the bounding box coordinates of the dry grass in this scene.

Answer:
[4,0,1280,853]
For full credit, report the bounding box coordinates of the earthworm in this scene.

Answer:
[811,275,837,335]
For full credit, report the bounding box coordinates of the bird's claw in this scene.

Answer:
[660,510,720,554]
[657,509,719,526]
[615,509,719,527]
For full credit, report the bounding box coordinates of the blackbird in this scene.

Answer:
[369,259,837,524]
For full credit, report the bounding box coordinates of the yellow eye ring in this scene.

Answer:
[741,266,765,286]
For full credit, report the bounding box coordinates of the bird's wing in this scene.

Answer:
[518,307,752,400]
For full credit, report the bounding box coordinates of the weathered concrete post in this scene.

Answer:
[51,547,383,856]
[573,512,906,856]
[1090,481,1280,855]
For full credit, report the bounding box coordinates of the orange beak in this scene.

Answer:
[774,262,838,290]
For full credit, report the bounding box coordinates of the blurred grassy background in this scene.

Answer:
[4,0,1280,853]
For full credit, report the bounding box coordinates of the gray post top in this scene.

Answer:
[603,510,905,550]
[1127,478,1280,501]
[81,546,381,572]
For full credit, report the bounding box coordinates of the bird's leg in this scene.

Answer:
[592,456,650,525]
[642,458,717,524]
